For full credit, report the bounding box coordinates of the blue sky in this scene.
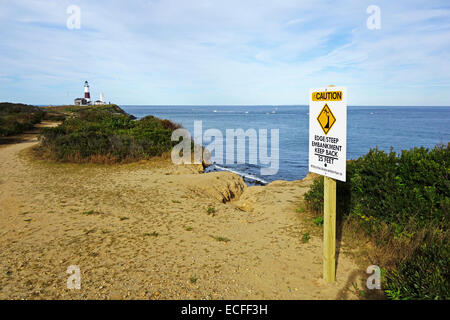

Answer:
[0,0,449,105]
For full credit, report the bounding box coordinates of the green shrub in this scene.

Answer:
[305,145,449,232]
[304,177,324,213]
[304,144,449,300]
[0,102,45,136]
[348,146,448,230]
[36,105,182,163]
[384,231,449,300]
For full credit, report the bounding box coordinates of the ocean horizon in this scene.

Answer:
[121,105,450,184]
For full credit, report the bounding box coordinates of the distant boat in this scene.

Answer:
[245,111,249,114]
[271,110,276,114]
[213,110,217,113]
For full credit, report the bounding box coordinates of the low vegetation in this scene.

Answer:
[81,209,102,215]
[143,231,159,237]
[0,102,45,136]
[304,144,449,300]
[210,235,230,242]
[34,104,182,163]
[301,232,310,243]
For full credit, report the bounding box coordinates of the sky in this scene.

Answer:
[0,0,449,106]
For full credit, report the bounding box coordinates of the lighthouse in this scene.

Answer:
[84,81,91,103]
[74,81,109,106]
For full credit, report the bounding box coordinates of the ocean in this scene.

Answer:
[121,105,450,184]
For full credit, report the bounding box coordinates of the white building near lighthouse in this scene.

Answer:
[94,93,106,105]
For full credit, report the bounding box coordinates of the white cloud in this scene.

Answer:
[0,0,449,105]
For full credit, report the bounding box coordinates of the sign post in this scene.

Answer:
[309,86,347,283]
[323,176,336,283]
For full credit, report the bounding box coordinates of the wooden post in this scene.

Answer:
[323,176,336,282]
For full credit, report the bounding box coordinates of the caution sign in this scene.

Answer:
[309,87,347,182]
[317,104,336,135]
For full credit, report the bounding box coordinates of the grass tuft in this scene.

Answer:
[143,231,159,237]
[301,232,310,243]
[189,276,198,284]
[210,235,230,242]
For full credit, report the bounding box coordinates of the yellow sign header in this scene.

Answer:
[312,91,342,101]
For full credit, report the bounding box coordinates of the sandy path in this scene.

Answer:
[0,123,363,299]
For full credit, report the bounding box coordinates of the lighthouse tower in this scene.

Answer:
[84,81,91,103]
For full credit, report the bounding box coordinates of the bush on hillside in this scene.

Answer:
[304,144,449,300]
[0,102,45,136]
[36,107,182,163]
[305,145,449,232]
[384,231,449,300]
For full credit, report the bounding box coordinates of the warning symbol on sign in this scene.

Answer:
[317,104,336,135]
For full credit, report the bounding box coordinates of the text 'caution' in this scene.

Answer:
[312,91,342,101]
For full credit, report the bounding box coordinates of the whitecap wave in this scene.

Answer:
[213,164,268,185]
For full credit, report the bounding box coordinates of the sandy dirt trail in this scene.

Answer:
[0,122,363,299]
